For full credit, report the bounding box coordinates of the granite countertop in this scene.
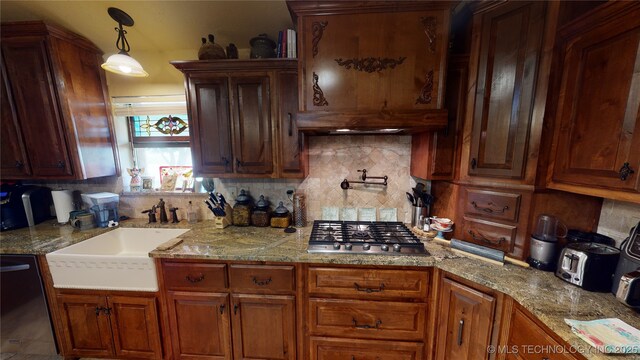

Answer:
[1,219,639,359]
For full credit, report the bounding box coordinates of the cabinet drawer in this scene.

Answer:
[229,264,295,293]
[308,267,429,300]
[507,307,578,360]
[463,188,521,222]
[309,298,426,341]
[460,217,517,253]
[310,337,424,360]
[163,262,227,292]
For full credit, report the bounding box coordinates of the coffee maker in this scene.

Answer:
[527,214,567,271]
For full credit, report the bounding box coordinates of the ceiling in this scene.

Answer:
[0,1,294,96]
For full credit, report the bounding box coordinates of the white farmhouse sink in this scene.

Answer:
[46,228,188,292]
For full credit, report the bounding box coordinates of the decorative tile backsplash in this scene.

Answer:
[596,199,640,246]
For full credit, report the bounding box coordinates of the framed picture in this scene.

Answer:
[159,166,193,191]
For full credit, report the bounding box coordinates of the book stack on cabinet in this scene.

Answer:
[277,29,297,58]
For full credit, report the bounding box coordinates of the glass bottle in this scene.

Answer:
[187,201,197,224]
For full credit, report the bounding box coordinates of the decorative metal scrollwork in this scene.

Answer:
[416,70,434,104]
[312,72,328,106]
[471,201,509,214]
[334,57,407,73]
[468,230,506,245]
[420,16,437,53]
[619,162,635,181]
[311,21,328,58]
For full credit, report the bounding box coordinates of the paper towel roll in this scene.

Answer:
[52,190,74,223]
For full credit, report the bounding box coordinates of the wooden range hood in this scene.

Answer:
[288,0,452,135]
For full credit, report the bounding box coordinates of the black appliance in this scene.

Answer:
[0,184,53,231]
[306,220,428,255]
[566,229,615,246]
[613,222,640,308]
[555,242,620,292]
[0,255,58,355]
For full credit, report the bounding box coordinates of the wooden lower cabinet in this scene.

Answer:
[57,293,162,359]
[435,277,496,360]
[166,291,232,360]
[498,301,583,360]
[231,294,296,360]
[310,337,425,360]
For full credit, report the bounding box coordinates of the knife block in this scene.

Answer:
[214,204,233,229]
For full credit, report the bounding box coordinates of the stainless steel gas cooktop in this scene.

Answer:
[307,220,428,256]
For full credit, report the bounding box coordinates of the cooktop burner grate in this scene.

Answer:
[307,220,428,255]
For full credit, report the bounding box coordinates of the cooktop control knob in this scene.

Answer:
[362,243,371,251]
[333,242,341,250]
[381,244,389,251]
[344,243,353,251]
[393,244,401,252]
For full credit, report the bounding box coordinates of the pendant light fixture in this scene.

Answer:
[101,7,148,77]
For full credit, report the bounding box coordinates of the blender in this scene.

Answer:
[528,214,567,271]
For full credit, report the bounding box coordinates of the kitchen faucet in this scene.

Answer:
[158,198,168,223]
[142,205,157,223]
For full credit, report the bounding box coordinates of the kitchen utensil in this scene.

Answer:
[613,221,640,308]
[411,206,425,228]
[442,238,529,267]
[406,192,416,206]
[556,242,620,292]
[528,237,559,271]
[532,214,567,241]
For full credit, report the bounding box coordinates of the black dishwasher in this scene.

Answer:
[1,255,57,355]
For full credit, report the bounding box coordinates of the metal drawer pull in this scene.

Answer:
[95,306,111,316]
[352,318,382,329]
[14,160,24,168]
[252,276,272,286]
[354,282,385,293]
[619,162,634,181]
[219,304,225,315]
[95,306,102,316]
[186,273,205,283]
[468,230,506,245]
[457,319,464,346]
[471,201,509,214]
[234,304,239,315]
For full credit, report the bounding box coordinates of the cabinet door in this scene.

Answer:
[467,2,545,179]
[411,55,468,180]
[187,75,233,175]
[435,278,496,360]
[230,294,296,360]
[230,75,273,175]
[0,60,30,178]
[1,38,73,177]
[300,9,448,111]
[107,295,162,360]
[277,71,305,178]
[551,3,640,194]
[57,294,114,357]
[166,291,232,360]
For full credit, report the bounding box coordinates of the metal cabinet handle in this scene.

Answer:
[619,162,634,181]
[352,318,382,329]
[56,160,65,169]
[186,273,205,283]
[471,201,509,214]
[457,319,464,346]
[14,160,24,168]
[354,282,385,293]
[95,306,111,316]
[252,276,272,286]
[219,304,225,315]
[288,112,293,136]
[236,158,242,168]
[470,158,477,169]
[233,304,239,315]
[468,230,506,245]
[95,306,102,316]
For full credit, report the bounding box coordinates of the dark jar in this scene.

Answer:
[249,34,276,59]
[270,201,291,228]
[251,195,271,227]
[232,189,252,226]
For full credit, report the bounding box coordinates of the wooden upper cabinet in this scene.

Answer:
[548,2,640,201]
[1,22,119,180]
[0,60,30,178]
[187,75,234,175]
[172,60,307,178]
[230,75,273,175]
[435,278,496,360]
[465,2,546,180]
